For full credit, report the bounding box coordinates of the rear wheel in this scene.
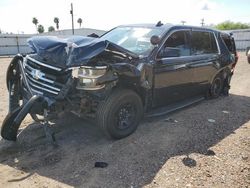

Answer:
[97,89,143,139]
[209,74,223,98]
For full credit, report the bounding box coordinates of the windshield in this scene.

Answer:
[100,26,164,55]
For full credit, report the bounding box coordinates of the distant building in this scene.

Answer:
[44,28,105,37]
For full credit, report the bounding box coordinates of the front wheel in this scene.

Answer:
[96,89,143,139]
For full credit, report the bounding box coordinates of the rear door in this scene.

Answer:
[189,30,220,95]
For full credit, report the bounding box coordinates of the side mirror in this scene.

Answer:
[150,35,160,45]
[158,47,180,58]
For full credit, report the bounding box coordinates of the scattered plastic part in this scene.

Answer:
[94,162,108,168]
[208,119,216,123]
[14,158,19,163]
[204,149,216,156]
[222,110,230,114]
[182,156,196,167]
[164,118,178,123]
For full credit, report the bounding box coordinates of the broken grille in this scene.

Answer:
[23,56,67,96]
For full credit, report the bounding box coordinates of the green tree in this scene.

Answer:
[77,18,82,28]
[215,21,250,30]
[32,17,39,31]
[37,24,44,33]
[48,26,55,32]
[54,17,59,30]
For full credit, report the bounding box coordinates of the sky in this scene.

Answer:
[0,0,249,34]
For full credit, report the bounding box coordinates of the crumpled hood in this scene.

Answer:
[27,36,138,68]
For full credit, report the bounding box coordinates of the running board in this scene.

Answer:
[146,96,205,118]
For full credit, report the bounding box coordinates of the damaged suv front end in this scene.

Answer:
[2,26,163,141]
[2,24,237,141]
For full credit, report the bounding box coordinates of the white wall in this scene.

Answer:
[0,28,105,56]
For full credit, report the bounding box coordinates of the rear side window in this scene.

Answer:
[191,31,218,55]
[221,34,236,53]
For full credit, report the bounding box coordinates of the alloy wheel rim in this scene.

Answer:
[116,103,136,130]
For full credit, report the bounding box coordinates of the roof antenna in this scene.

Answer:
[156,21,163,27]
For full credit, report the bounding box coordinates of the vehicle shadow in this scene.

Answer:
[0,94,250,187]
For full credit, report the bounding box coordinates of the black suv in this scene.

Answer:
[1,24,238,141]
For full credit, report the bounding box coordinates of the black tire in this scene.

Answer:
[222,73,232,96]
[209,73,223,98]
[96,89,143,139]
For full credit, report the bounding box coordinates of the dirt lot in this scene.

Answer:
[0,53,249,188]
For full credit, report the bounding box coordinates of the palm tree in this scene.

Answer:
[37,24,44,33]
[54,17,59,30]
[77,18,82,28]
[32,17,38,31]
[48,26,55,32]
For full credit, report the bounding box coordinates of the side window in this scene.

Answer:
[221,34,236,53]
[159,30,191,58]
[191,31,218,55]
[210,33,219,53]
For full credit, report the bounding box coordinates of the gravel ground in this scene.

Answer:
[0,53,249,188]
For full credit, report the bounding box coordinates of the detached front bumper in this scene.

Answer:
[1,55,70,141]
[1,95,44,141]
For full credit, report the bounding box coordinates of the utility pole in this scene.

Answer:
[70,3,74,35]
[201,18,205,27]
[181,21,186,25]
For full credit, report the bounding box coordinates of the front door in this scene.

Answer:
[153,30,196,107]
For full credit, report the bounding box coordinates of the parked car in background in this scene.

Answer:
[1,23,238,141]
[246,47,250,63]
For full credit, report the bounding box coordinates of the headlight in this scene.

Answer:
[72,66,107,90]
